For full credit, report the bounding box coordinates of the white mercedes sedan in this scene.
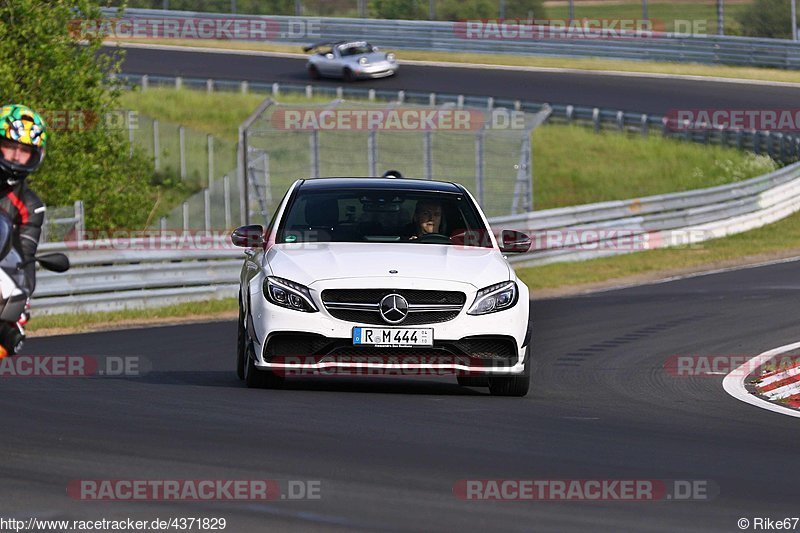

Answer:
[231,176,532,396]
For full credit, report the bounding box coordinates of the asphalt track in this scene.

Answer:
[4,47,798,531]
[118,46,800,113]
[2,260,799,531]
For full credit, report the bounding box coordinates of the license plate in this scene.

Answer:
[353,327,433,347]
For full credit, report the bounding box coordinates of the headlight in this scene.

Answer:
[359,57,368,65]
[386,53,396,61]
[468,281,517,315]
[263,276,318,313]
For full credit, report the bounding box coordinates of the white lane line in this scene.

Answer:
[107,42,800,88]
[722,341,800,418]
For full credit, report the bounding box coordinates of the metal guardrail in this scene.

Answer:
[30,160,800,314]
[110,8,800,69]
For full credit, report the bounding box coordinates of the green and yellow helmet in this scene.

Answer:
[0,104,47,180]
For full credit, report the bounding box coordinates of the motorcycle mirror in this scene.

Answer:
[36,253,70,273]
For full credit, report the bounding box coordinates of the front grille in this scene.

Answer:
[321,289,466,325]
[326,309,461,326]
[322,289,465,305]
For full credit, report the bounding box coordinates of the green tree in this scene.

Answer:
[736,0,796,38]
[0,0,156,230]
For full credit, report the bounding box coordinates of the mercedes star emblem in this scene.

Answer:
[379,293,409,324]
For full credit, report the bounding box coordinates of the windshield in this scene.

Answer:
[339,43,373,56]
[276,188,492,247]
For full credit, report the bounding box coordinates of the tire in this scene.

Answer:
[488,349,531,397]
[243,342,284,389]
[342,68,354,82]
[457,375,489,388]
[308,65,321,80]
[236,292,246,380]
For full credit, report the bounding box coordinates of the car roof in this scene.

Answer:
[297,177,463,193]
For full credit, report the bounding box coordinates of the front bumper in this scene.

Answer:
[353,62,398,79]
[248,277,529,375]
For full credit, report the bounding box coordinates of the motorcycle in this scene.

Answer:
[0,211,69,357]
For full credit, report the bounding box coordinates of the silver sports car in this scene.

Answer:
[303,41,398,81]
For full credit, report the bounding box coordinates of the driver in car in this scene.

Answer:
[407,200,442,240]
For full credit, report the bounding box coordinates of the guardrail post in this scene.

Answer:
[486,97,494,110]
[74,200,84,242]
[429,93,436,106]
[616,110,624,131]
[310,127,320,178]
[128,110,135,158]
[766,131,774,158]
[475,127,485,207]
[224,175,232,229]
[204,189,211,231]
[175,76,182,90]
[160,216,167,234]
[566,105,574,123]
[179,126,187,180]
[457,95,464,108]
[141,74,149,92]
[368,129,377,176]
[241,81,248,94]
[592,108,600,133]
[207,134,214,188]
[368,89,375,101]
[397,90,405,103]
[423,131,433,180]
[640,114,648,137]
[182,202,189,230]
[272,83,280,97]
[336,86,343,99]
[306,85,313,99]
[206,79,214,93]
[514,101,521,111]
[153,119,160,172]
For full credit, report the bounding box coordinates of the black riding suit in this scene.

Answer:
[0,181,44,293]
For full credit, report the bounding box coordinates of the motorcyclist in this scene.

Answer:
[0,104,48,356]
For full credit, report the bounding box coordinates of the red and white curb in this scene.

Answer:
[722,341,800,418]
[754,361,800,408]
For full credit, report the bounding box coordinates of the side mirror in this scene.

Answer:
[498,230,531,254]
[231,225,264,248]
[36,253,70,272]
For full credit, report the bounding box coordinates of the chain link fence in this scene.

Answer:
[239,99,550,224]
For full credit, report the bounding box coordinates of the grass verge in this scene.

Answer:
[121,87,777,212]
[29,298,238,337]
[113,38,800,85]
[516,206,800,294]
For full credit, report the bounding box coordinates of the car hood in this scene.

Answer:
[266,242,511,288]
